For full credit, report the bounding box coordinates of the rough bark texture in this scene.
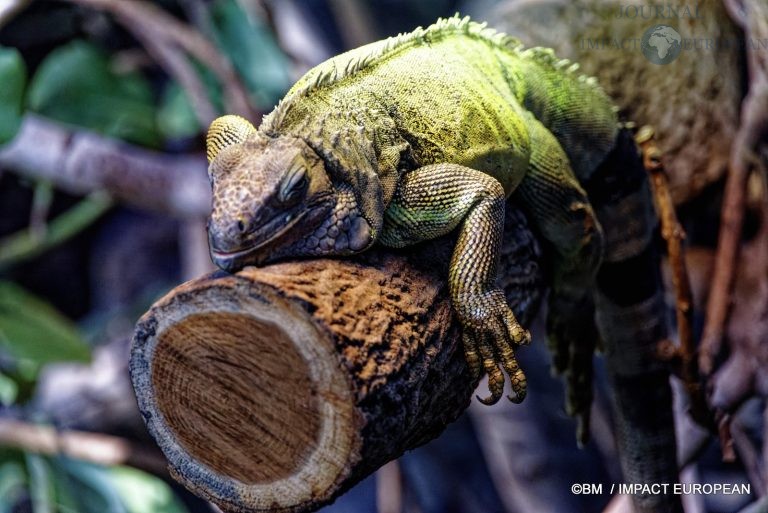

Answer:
[130,207,543,513]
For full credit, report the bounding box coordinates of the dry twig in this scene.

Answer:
[0,115,210,217]
[0,0,31,28]
[700,0,768,375]
[0,192,113,271]
[375,461,403,513]
[636,126,710,428]
[0,418,168,476]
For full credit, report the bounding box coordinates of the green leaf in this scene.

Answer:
[109,466,188,513]
[0,458,27,513]
[0,372,18,406]
[26,454,54,513]
[0,281,90,378]
[26,40,159,147]
[210,0,292,108]
[0,47,27,145]
[49,458,127,513]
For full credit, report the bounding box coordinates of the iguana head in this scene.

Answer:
[205,115,374,272]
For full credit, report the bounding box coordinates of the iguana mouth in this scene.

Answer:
[210,210,309,270]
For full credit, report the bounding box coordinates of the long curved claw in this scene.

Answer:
[499,346,527,403]
[489,319,528,403]
[458,289,530,405]
[476,336,504,405]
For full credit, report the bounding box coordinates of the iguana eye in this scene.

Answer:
[279,166,308,205]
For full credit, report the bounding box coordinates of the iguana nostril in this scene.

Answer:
[237,219,246,233]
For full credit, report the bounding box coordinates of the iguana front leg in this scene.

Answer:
[379,164,531,404]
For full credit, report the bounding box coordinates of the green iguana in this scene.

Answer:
[204,15,623,436]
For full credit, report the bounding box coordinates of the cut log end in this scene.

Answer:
[154,312,320,484]
[130,208,544,513]
[132,277,363,512]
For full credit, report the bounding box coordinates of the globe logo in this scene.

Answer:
[641,25,682,65]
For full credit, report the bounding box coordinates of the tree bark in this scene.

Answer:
[130,208,543,513]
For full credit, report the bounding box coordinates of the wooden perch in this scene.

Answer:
[0,115,210,217]
[130,208,543,513]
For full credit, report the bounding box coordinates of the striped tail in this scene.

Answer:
[584,128,682,513]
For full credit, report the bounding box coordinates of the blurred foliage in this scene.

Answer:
[157,82,201,141]
[0,281,90,371]
[0,280,90,402]
[158,0,292,141]
[0,47,25,145]
[0,0,293,148]
[0,193,114,273]
[0,0,298,510]
[0,373,17,407]
[109,466,188,513]
[27,41,160,147]
[0,450,189,513]
[210,0,292,108]
[0,456,26,513]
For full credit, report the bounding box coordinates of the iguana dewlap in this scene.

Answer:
[205,15,619,424]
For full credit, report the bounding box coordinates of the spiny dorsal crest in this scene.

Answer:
[520,47,611,98]
[263,14,525,132]
[262,14,611,132]
[300,15,527,91]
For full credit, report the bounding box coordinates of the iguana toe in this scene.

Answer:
[458,289,530,405]
[499,345,527,403]
[461,332,482,382]
[546,294,598,442]
[476,335,505,405]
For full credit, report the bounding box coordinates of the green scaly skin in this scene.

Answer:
[205,15,618,433]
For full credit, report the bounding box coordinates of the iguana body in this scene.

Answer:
[205,16,618,431]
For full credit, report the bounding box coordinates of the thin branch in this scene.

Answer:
[327,0,377,48]
[0,115,210,218]
[699,161,749,375]
[0,192,112,271]
[0,0,31,28]
[375,461,402,513]
[718,412,737,463]
[0,418,168,476]
[701,0,768,375]
[29,180,53,239]
[637,126,711,429]
[129,20,218,126]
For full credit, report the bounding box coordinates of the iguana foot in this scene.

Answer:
[378,163,532,404]
[458,289,531,405]
[546,294,597,444]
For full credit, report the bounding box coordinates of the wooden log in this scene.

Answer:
[129,208,543,513]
